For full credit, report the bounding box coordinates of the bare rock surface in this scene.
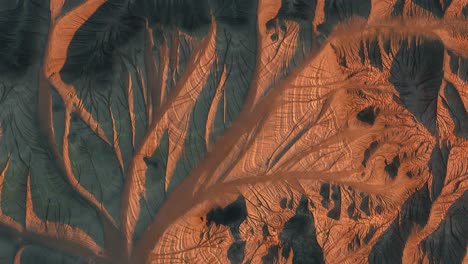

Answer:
[0,0,467,263]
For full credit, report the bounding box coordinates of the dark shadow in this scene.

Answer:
[134,0,211,33]
[276,0,317,22]
[0,0,49,76]
[279,195,324,264]
[412,0,452,18]
[389,38,444,135]
[369,184,431,264]
[317,0,371,36]
[206,196,247,241]
[443,82,468,138]
[60,0,145,86]
[421,191,468,264]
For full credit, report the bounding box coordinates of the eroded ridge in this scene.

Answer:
[0,0,466,263]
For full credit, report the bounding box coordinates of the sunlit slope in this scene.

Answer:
[0,0,466,263]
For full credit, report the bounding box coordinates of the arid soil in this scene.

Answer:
[0,0,467,263]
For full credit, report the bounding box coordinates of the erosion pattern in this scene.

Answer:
[0,0,467,263]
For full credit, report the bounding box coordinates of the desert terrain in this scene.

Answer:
[0,0,467,263]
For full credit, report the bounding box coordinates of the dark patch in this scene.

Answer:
[428,141,450,201]
[460,56,468,81]
[367,39,383,70]
[0,0,49,75]
[369,184,431,264]
[61,2,145,85]
[280,198,287,209]
[392,0,404,16]
[207,196,247,240]
[375,205,384,214]
[281,241,290,258]
[339,54,347,68]
[389,38,444,135]
[68,112,86,141]
[277,0,317,21]
[447,50,468,81]
[362,141,379,167]
[412,0,452,18]
[61,0,85,14]
[270,33,278,42]
[348,235,361,251]
[262,245,279,264]
[133,0,211,32]
[70,112,80,123]
[347,202,358,220]
[262,224,270,239]
[227,240,246,264]
[357,106,376,125]
[363,225,376,244]
[447,52,468,81]
[443,0,453,11]
[406,171,413,178]
[51,90,65,112]
[421,192,468,264]
[357,90,367,99]
[331,0,371,18]
[266,19,276,31]
[401,184,431,227]
[279,21,287,32]
[463,4,468,17]
[358,41,366,64]
[443,82,468,138]
[317,0,371,36]
[368,220,401,264]
[320,183,330,208]
[317,34,326,45]
[19,245,86,264]
[331,44,347,68]
[383,39,391,54]
[143,157,158,168]
[360,195,370,216]
[331,185,340,201]
[279,195,324,263]
[309,200,315,208]
[327,185,341,220]
[448,50,459,74]
[67,132,77,144]
[384,156,400,179]
[210,0,257,28]
[287,199,293,209]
